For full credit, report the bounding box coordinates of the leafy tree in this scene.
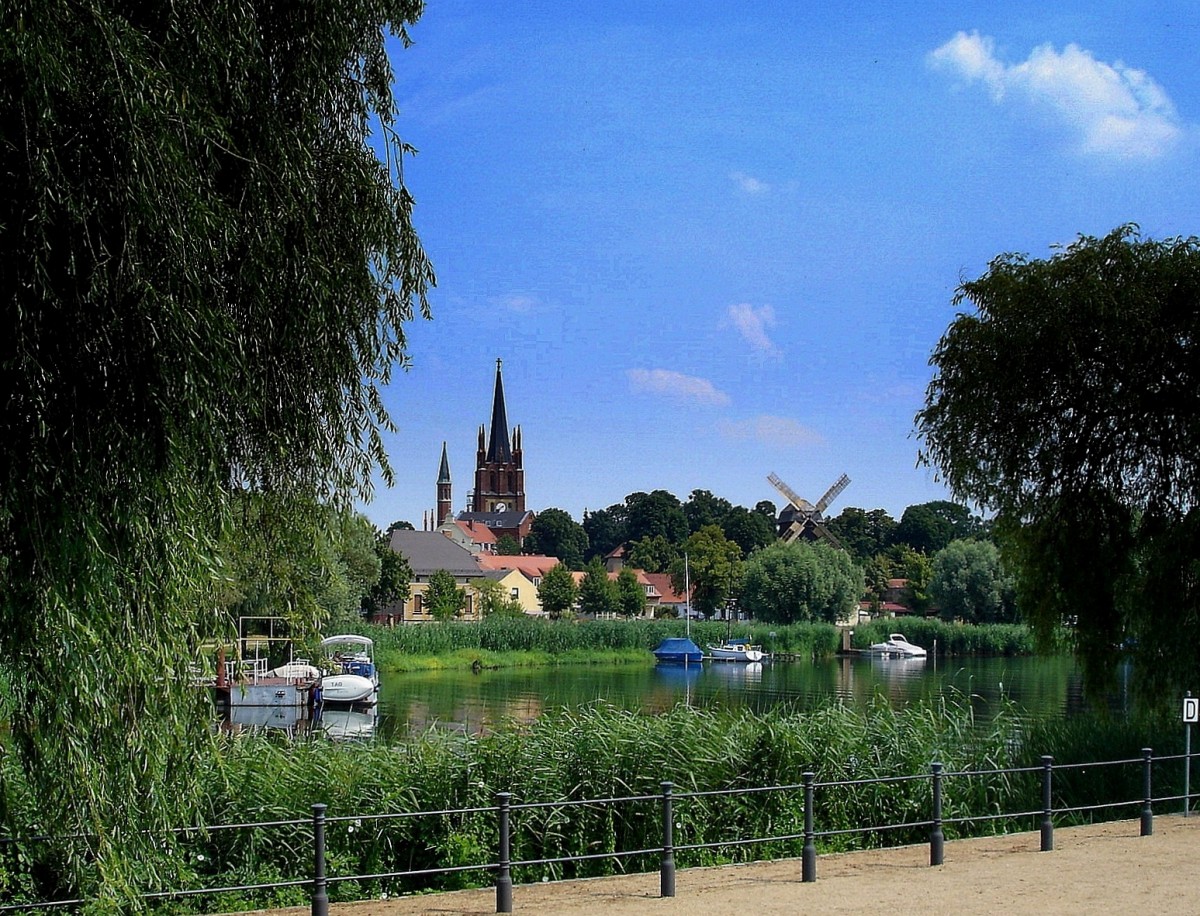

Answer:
[578,558,618,617]
[892,545,934,614]
[537,563,578,620]
[626,534,678,573]
[754,499,778,522]
[363,531,413,618]
[916,226,1200,695]
[475,578,525,617]
[615,568,647,618]
[683,488,733,533]
[827,507,898,563]
[524,507,588,568]
[721,505,776,557]
[495,534,522,555]
[740,541,863,624]
[894,501,979,555]
[670,525,743,618]
[426,570,467,621]
[0,0,431,892]
[625,490,689,545]
[389,520,416,532]
[582,505,627,561]
[930,539,1017,623]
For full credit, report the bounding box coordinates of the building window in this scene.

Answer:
[510,588,520,600]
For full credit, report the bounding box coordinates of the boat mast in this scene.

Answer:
[684,553,691,639]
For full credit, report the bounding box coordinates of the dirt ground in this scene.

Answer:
[225,815,1200,916]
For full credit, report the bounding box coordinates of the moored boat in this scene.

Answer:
[867,633,927,658]
[707,638,767,662]
[652,637,703,665]
[320,634,380,705]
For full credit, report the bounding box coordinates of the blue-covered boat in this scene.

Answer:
[652,637,703,665]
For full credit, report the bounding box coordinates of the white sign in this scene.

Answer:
[1184,696,1199,724]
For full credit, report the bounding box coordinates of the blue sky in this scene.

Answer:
[359,1,1200,531]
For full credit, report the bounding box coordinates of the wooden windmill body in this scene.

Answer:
[768,472,850,549]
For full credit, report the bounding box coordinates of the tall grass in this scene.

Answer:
[0,695,1180,912]
[852,618,1068,656]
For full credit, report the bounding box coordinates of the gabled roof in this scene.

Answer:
[642,572,687,603]
[457,510,533,529]
[477,554,561,578]
[388,530,483,577]
[455,519,497,545]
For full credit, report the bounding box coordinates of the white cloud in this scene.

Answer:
[731,171,770,194]
[626,369,730,406]
[929,31,1181,160]
[727,303,780,356]
[718,415,823,449]
[493,294,538,313]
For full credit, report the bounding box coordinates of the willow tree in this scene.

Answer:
[917,226,1200,700]
[0,0,432,901]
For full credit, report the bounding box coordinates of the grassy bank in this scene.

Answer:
[0,698,1173,912]
[366,617,1061,672]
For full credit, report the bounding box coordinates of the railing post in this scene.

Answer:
[930,762,944,866]
[660,781,675,898]
[311,803,329,916]
[802,772,816,882]
[1040,755,1054,851]
[496,793,513,913]
[1185,698,1192,818]
[1141,748,1154,837]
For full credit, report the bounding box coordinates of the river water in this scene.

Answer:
[374,654,1114,742]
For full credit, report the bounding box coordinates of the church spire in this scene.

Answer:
[485,358,513,464]
[436,441,452,525]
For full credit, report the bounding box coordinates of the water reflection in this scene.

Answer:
[377,655,1085,742]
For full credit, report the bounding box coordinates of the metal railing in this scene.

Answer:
[0,745,1193,914]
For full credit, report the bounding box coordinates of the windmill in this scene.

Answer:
[767,472,851,548]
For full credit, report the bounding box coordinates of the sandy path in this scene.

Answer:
[224,815,1200,916]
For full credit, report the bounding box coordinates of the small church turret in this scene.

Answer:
[436,441,453,525]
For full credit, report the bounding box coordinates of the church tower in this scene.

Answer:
[436,441,453,525]
[472,359,525,513]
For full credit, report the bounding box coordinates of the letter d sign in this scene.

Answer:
[1184,696,1199,724]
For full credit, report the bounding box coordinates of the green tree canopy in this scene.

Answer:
[363,530,413,619]
[524,507,589,569]
[721,505,775,557]
[894,501,980,555]
[625,490,688,545]
[425,569,467,621]
[475,578,525,618]
[0,0,432,890]
[827,507,898,563]
[670,525,743,618]
[582,505,627,561]
[683,488,734,533]
[495,534,523,555]
[615,568,647,618]
[917,226,1200,696]
[577,558,618,617]
[537,563,578,620]
[626,534,679,573]
[740,541,863,624]
[930,539,1017,624]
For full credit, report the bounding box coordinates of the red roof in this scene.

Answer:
[642,572,687,603]
[455,520,497,544]
[477,554,561,577]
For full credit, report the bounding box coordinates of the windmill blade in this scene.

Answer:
[814,473,851,514]
[781,519,804,543]
[809,520,844,550]
[768,472,810,511]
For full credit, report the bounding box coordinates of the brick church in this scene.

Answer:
[425,360,534,546]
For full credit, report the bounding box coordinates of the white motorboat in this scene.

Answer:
[318,672,376,704]
[867,633,927,658]
[708,638,767,662]
[319,634,379,705]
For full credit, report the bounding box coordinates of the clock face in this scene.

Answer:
[495,502,507,512]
